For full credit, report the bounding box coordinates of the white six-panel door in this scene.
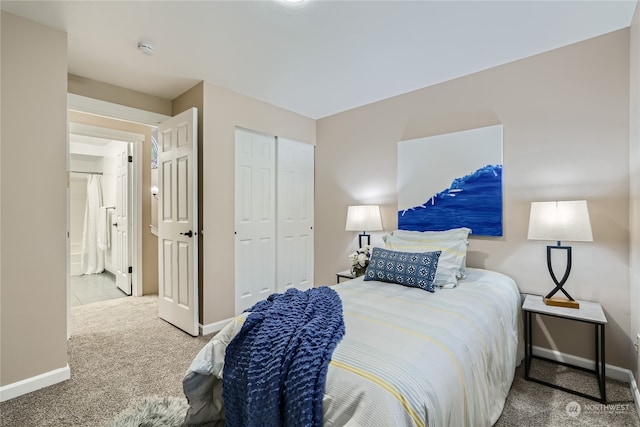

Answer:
[157,108,198,336]
[114,143,132,295]
[234,129,277,315]
[277,138,314,292]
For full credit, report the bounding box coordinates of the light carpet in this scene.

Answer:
[0,295,638,426]
[0,295,209,427]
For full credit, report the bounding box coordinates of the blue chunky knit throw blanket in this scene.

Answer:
[223,286,345,427]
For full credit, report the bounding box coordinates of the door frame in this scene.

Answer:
[66,93,170,338]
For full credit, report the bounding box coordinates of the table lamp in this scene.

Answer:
[345,205,383,249]
[527,200,593,309]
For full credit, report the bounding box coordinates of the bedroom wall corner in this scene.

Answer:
[316,29,632,369]
[0,12,68,391]
[200,82,315,328]
[629,2,640,384]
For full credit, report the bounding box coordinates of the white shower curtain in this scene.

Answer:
[81,174,105,275]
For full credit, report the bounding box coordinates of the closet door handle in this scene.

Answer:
[180,230,193,238]
[113,222,118,227]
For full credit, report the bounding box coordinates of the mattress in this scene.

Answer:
[183,268,522,427]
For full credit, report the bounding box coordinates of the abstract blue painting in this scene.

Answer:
[397,125,503,236]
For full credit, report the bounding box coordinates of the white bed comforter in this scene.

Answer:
[183,268,522,427]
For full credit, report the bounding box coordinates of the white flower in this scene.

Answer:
[349,245,372,268]
[356,253,368,266]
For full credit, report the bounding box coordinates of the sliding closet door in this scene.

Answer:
[277,138,314,292]
[234,129,276,315]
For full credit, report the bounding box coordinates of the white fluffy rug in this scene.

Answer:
[110,396,188,427]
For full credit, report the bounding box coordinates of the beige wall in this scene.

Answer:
[201,82,316,325]
[68,111,158,295]
[1,12,68,386]
[68,74,172,117]
[171,82,205,320]
[630,6,640,382]
[316,30,632,369]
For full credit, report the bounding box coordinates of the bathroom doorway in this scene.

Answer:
[66,94,170,338]
[68,126,136,303]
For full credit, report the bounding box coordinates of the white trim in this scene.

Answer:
[67,94,170,126]
[132,140,143,297]
[629,370,640,420]
[69,122,145,143]
[0,365,70,402]
[532,345,629,382]
[66,129,71,340]
[200,318,234,336]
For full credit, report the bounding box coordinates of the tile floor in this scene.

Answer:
[70,272,127,306]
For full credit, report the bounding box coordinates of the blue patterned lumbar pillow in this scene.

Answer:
[363,247,441,292]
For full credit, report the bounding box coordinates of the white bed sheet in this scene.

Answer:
[184,268,522,427]
[322,268,522,427]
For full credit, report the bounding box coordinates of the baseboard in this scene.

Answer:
[0,364,70,402]
[630,371,640,420]
[532,345,629,382]
[200,317,233,336]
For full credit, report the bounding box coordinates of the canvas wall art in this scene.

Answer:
[397,124,503,236]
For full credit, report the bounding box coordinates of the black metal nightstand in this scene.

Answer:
[336,269,356,284]
[522,294,607,403]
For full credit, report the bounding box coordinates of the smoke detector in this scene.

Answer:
[137,41,154,56]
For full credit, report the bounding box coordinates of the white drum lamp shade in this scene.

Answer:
[345,205,383,248]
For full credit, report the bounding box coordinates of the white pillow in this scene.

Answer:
[384,232,469,288]
[385,227,471,274]
[390,227,471,243]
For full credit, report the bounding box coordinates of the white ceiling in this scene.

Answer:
[2,0,637,119]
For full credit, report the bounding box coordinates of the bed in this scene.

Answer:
[182,265,522,427]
